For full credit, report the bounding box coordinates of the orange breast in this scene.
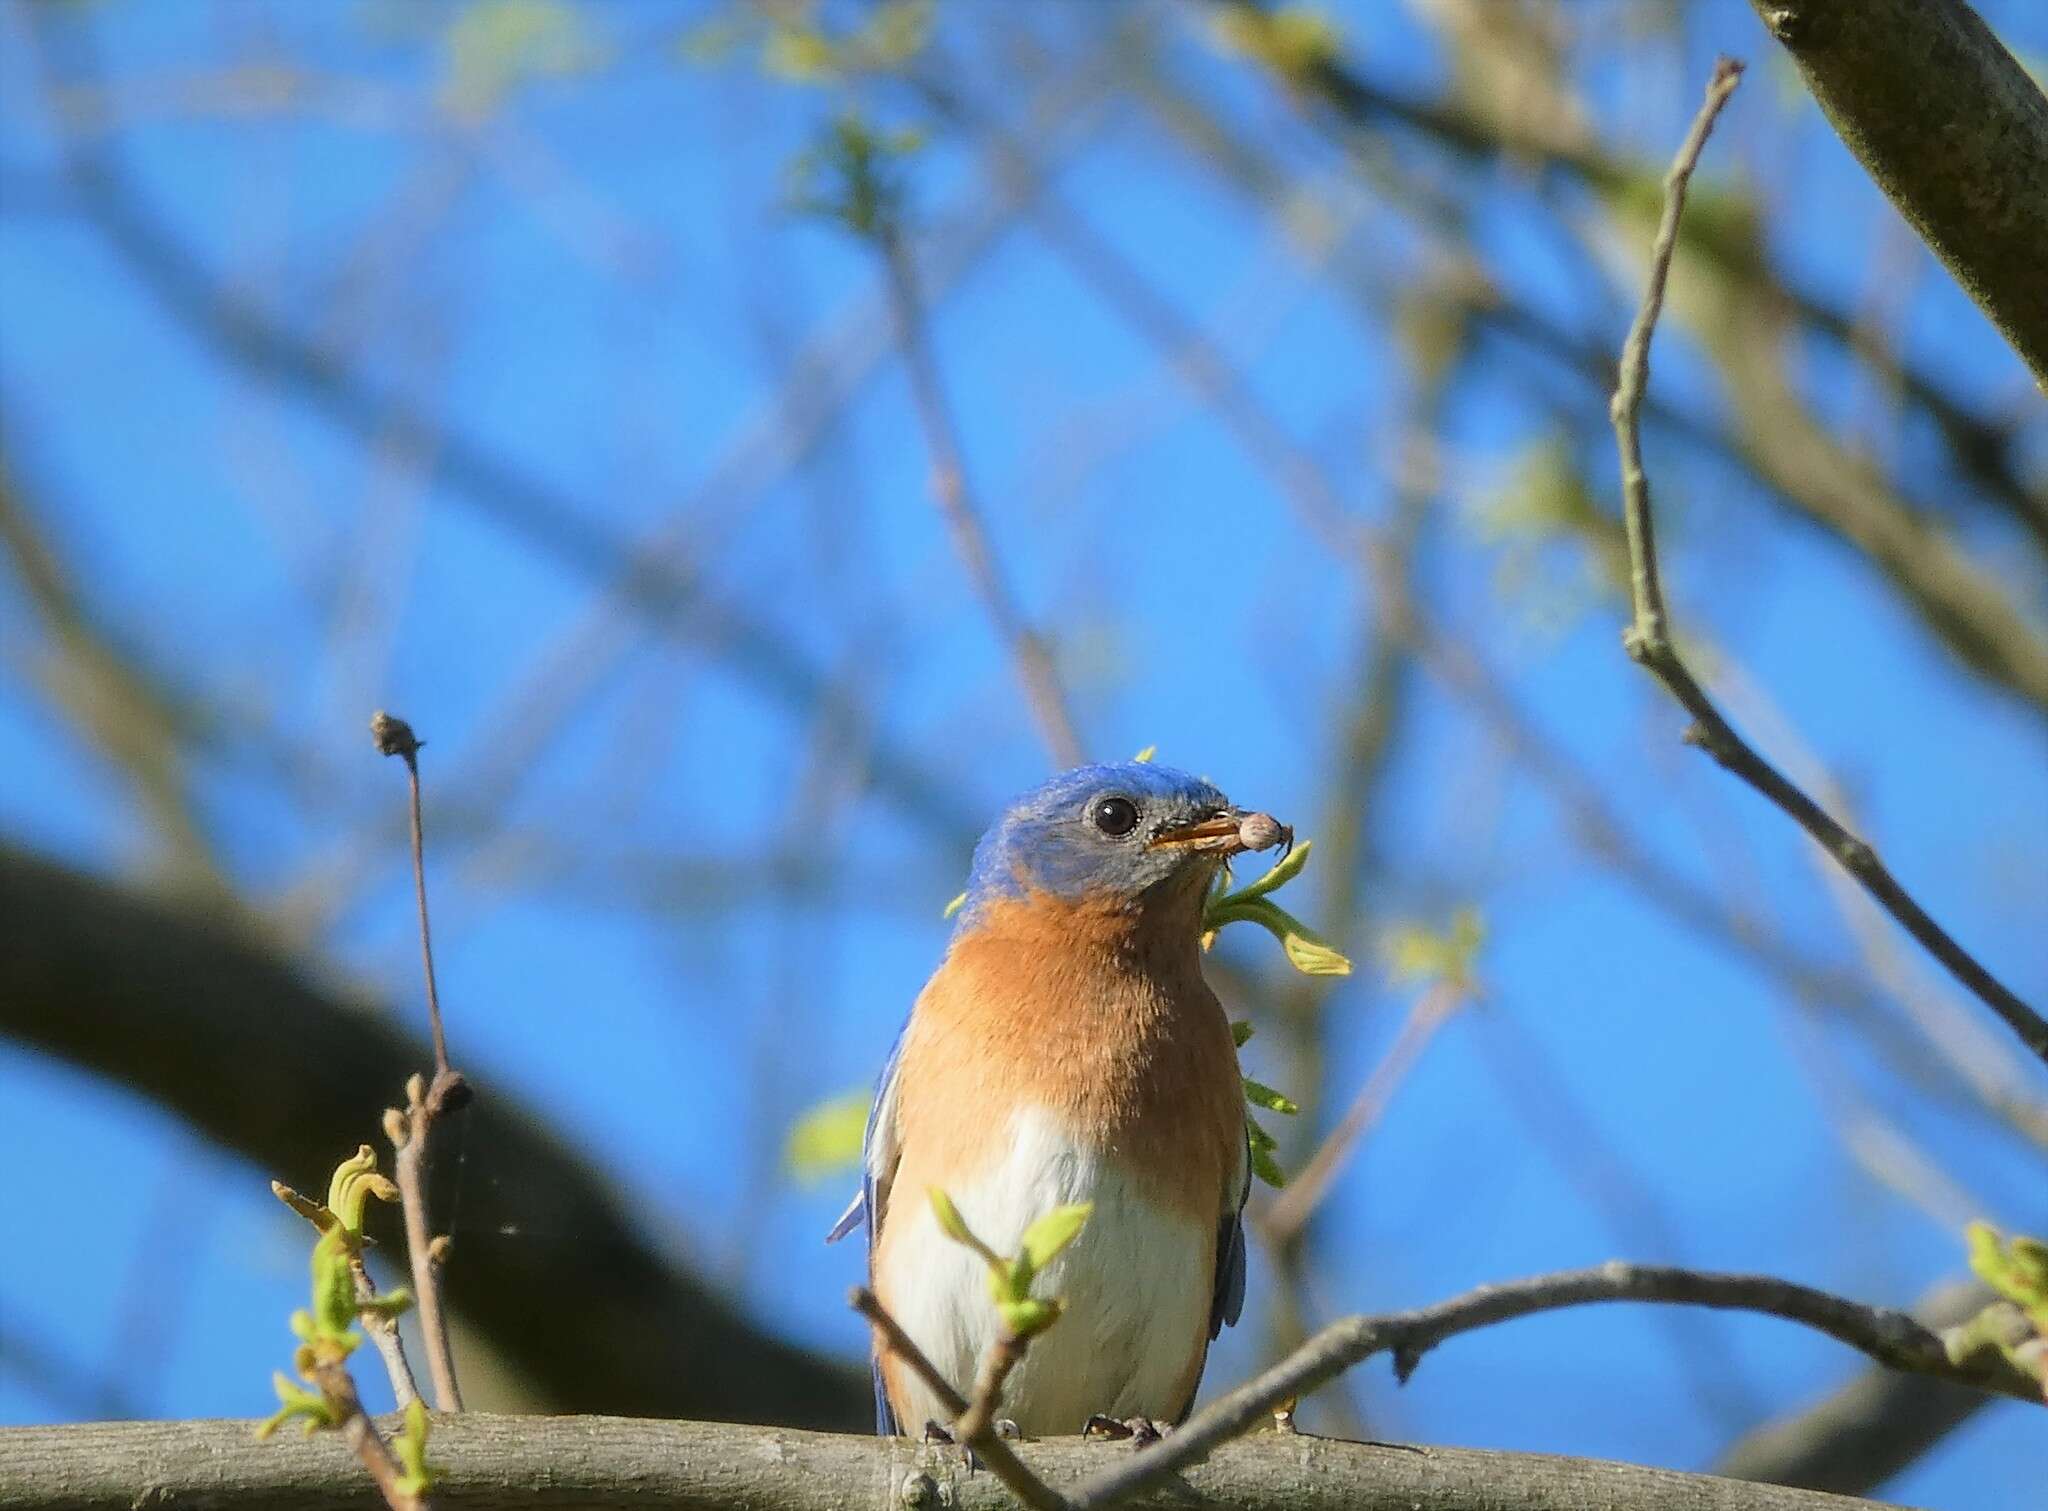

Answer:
[890,890,1245,1225]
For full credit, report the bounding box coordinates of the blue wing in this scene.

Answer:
[824,1023,908,1434]
[1209,1126,1252,1338]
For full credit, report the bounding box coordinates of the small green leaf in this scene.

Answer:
[928,1187,1002,1270]
[942,891,967,919]
[1019,1203,1093,1273]
[1382,906,1486,990]
[392,1398,443,1497]
[784,1089,870,1182]
[1213,897,1353,976]
[1968,1221,2048,1327]
[1132,745,1157,763]
[324,1146,378,1226]
[1231,1019,1256,1048]
[1202,842,1354,977]
[1281,921,1353,976]
[254,1373,336,1440]
[929,1187,972,1245]
[1242,1078,1300,1116]
[998,1296,1063,1338]
[359,1287,415,1321]
[1245,1121,1277,1195]
[1231,838,1313,903]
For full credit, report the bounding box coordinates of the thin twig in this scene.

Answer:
[372,713,451,1078]
[306,1362,422,1511]
[1063,1261,2042,1511]
[953,1329,1028,1446]
[878,225,1086,770]
[347,1253,421,1411]
[1607,58,2048,1068]
[849,1288,1069,1511]
[1259,979,1467,1248]
[371,711,468,1413]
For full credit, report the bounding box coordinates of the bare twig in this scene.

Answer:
[849,1288,1068,1511]
[952,1329,1028,1447]
[1063,1261,2042,1511]
[1608,59,2048,1068]
[346,1253,421,1411]
[371,711,468,1413]
[305,1363,421,1511]
[878,226,1085,769]
[1259,979,1467,1248]
[370,713,451,1080]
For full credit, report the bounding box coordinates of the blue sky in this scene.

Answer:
[2,3,2044,1506]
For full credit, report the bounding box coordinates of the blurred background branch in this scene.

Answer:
[1,2,2042,1504]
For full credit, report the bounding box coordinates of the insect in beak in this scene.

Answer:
[1150,809,1291,857]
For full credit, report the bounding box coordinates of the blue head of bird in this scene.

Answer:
[957,761,1288,931]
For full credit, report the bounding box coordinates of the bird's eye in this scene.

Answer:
[1091,796,1140,837]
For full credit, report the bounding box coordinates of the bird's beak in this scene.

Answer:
[1149,808,1291,857]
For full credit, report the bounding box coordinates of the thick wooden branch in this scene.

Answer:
[0,842,865,1429]
[0,1415,1904,1511]
[1746,0,2048,388]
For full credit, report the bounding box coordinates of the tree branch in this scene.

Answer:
[1746,0,2048,387]
[1199,0,2048,717]
[1063,1262,2040,1511]
[1609,59,2048,1067]
[370,712,469,1414]
[0,1414,1910,1511]
[1257,978,1466,1249]
[850,1288,1066,1511]
[879,225,1086,770]
[920,54,2048,1140]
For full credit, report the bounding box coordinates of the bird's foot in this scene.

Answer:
[921,1419,1013,1470]
[1083,1414,1168,1446]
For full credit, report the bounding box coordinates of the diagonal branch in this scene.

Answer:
[1609,58,2048,1067]
[1258,978,1467,1249]
[1199,0,2048,716]
[1064,1261,2041,1511]
[850,1288,1068,1511]
[879,226,1085,769]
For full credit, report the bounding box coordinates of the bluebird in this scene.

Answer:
[829,762,1290,1438]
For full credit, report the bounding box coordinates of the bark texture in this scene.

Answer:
[1746,0,2048,386]
[0,1415,1906,1511]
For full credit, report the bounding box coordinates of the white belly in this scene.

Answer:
[875,1106,1212,1436]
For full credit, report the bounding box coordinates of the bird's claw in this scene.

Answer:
[922,1419,988,1472]
[1083,1414,1167,1446]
